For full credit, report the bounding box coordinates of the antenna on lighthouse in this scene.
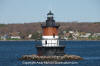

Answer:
[48,0,54,13]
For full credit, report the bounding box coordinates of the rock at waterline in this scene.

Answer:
[19,54,83,61]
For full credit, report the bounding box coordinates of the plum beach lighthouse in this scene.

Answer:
[36,11,65,56]
[20,11,83,61]
[42,11,59,47]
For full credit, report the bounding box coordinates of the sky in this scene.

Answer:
[0,0,100,24]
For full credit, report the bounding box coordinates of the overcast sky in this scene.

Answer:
[0,0,100,24]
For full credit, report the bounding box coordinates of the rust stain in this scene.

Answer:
[43,27,58,36]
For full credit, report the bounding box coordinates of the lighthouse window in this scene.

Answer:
[53,34,55,38]
[45,40,47,44]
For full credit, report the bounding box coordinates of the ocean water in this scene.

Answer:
[0,41,100,66]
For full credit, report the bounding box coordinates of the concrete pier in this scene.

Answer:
[19,54,83,61]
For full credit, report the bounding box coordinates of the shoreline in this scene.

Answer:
[0,40,36,41]
[0,40,100,41]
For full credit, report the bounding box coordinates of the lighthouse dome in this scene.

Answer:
[47,11,54,17]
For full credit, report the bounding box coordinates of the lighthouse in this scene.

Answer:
[42,11,59,47]
[36,11,65,56]
[20,11,83,61]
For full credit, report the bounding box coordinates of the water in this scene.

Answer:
[0,41,100,66]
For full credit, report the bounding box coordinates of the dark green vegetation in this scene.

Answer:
[31,32,42,40]
[0,24,7,27]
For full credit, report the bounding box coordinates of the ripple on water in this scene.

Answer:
[84,57,100,60]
